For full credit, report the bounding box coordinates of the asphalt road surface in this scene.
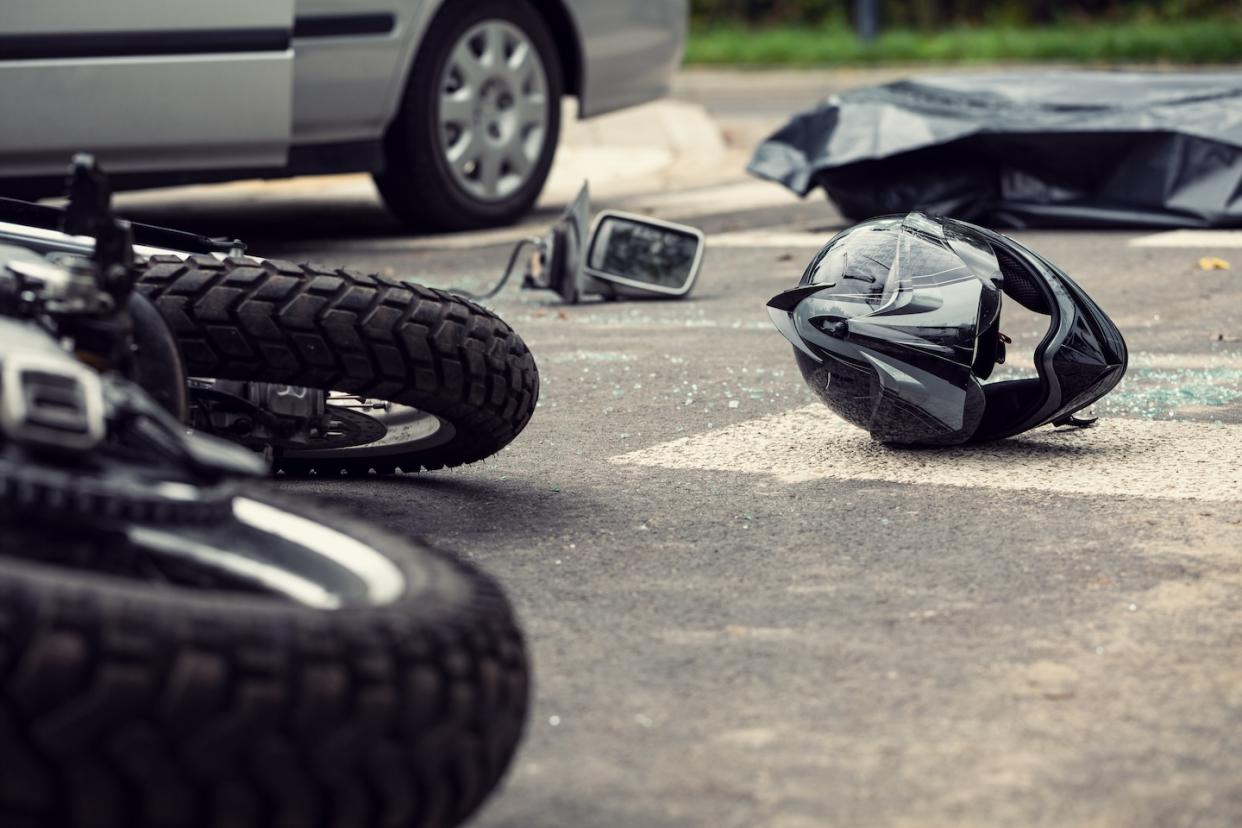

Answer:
[118,82,1242,828]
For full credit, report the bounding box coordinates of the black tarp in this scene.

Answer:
[748,71,1242,229]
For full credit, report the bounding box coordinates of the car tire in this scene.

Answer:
[375,0,564,233]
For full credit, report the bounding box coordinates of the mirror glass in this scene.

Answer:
[587,216,702,290]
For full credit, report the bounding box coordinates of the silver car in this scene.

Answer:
[0,0,688,230]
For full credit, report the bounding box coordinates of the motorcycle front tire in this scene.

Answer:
[136,256,540,475]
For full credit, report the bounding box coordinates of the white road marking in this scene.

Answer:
[1129,230,1242,248]
[710,231,830,249]
[610,406,1242,502]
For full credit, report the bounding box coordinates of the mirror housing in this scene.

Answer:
[514,183,705,304]
[583,211,705,300]
[524,184,590,304]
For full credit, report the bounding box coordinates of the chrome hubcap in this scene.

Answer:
[439,20,549,203]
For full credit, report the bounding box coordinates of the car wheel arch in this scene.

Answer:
[381,0,583,133]
[526,0,583,100]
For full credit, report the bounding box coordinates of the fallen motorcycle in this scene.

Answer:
[0,166,540,476]
[0,158,530,828]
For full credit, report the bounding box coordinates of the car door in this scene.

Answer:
[0,0,295,178]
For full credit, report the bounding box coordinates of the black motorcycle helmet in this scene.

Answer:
[766,212,1127,445]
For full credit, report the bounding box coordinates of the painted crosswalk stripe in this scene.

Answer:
[1129,230,1242,248]
[610,406,1242,502]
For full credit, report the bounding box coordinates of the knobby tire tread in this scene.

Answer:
[0,491,529,828]
[134,256,539,476]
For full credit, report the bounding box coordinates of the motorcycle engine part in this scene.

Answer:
[188,382,388,454]
[0,317,259,522]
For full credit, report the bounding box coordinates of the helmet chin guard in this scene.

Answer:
[768,212,1127,445]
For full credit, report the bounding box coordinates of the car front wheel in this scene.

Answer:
[376,0,563,232]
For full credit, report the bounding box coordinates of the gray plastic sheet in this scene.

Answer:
[748,71,1242,228]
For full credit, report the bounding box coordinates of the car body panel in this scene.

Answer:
[570,0,687,117]
[291,0,409,145]
[0,0,293,35]
[0,0,686,181]
[0,55,294,175]
[0,0,295,176]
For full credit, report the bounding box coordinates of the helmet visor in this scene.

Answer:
[771,214,1006,443]
[819,213,1003,374]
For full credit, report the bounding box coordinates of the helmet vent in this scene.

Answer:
[993,246,1051,314]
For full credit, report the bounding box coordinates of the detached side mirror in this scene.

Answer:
[524,183,590,305]
[583,212,705,300]
[503,183,705,305]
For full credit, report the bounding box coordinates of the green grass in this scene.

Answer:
[685,19,1242,66]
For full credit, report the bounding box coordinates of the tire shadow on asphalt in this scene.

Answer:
[275,472,604,546]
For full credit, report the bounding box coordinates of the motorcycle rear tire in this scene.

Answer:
[0,490,529,828]
[135,256,539,475]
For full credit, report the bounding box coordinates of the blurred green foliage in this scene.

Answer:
[691,0,1238,27]
[686,19,1242,64]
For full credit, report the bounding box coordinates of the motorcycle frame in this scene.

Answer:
[0,198,336,450]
